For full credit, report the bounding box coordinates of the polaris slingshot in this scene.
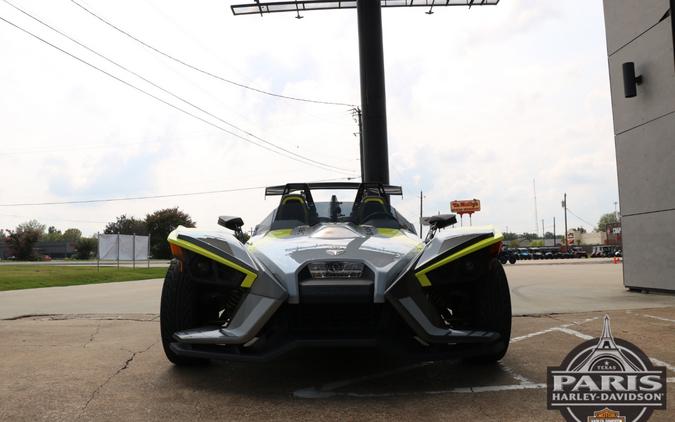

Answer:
[160,182,511,365]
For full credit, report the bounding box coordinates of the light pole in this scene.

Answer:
[562,193,568,252]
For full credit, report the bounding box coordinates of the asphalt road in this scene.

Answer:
[1,309,674,421]
[2,261,675,421]
[2,262,675,319]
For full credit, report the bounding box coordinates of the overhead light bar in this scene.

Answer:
[231,0,499,16]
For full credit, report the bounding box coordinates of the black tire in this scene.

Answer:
[160,260,209,366]
[469,258,512,363]
[508,257,517,265]
[499,257,507,265]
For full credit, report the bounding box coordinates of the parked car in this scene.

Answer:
[160,182,512,365]
[517,248,531,260]
[571,247,588,258]
[530,248,544,260]
[591,245,620,258]
[543,247,561,259]
[499,248,518,264]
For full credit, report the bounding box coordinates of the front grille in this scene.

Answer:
[289,303,381,337]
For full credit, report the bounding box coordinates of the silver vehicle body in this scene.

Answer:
[165,183,505,361]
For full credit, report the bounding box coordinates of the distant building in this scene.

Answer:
[0,240,76,259]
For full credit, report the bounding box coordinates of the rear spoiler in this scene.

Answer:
[265,182,403,197]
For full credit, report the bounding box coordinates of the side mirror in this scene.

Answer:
[425,214,457,229]
[218,216,244,232]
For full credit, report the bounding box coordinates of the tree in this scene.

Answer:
[597,212,619,232]
[509,239,521,248]
[544,231,555,239]
[104,215,147,235]
[44,226,63,241]
[522,232,539,241]
[573,227,587,234]
[75,237,97,259]
[17,220,46,236]
[145,208,195,259]
[62,228,82,242]
[502,232,518,241]
[4,220,44,260]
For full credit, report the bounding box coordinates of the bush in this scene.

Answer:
[145,208,195,259]
[4,222,44,260]
[75,237,98,260]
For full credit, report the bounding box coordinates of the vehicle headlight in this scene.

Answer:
[307,262,364,279]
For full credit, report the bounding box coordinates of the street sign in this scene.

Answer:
[450,199,481,214]
[606,222,622,245]
[567,232,575,245]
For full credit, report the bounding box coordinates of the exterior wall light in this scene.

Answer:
[622,62,643,98]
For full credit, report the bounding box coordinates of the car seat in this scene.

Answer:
[358,194,388,224]
[275,194,310,225]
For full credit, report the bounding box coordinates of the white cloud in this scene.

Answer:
[0,0,616,236]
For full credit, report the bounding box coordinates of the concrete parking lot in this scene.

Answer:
[1,262,674,421]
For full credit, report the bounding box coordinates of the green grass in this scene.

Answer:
[0,265,168,291]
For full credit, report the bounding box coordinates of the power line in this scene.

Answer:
[566,208,594,227]
[0,176,359,207]
[0,213,107,224]
[69,0,356,108]
[0,1,353,174]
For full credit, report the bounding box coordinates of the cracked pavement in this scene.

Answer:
[1,263,675,420]
[1,310,674,421]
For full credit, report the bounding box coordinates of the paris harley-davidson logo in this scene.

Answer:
[547,316,667,421]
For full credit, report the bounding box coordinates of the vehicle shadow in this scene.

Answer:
[158,348,515,398]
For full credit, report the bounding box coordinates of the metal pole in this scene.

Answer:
[542,218,544,240]
[419,190,423,239]
[357,0,389,184]
[563,193,568,252]
[117,232,120,270]
[147,234,150,269]
[132,233,136,270]
[553,217,556,247]
[356,107,365,181]
[97,232,100,272]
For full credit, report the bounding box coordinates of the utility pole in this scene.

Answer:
[533,179,539,235]
[419,190,424,239]
[553,217,556,247]
[541,218,544,240]
[562,193,568,252]
[353,107,365,180]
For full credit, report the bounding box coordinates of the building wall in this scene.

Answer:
[603,0,675,290]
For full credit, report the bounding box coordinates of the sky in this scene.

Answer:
[0,0,618,237]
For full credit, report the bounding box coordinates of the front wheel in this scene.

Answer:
[160,260,209,366]
[508,257,517,265]
[469,258,512,363]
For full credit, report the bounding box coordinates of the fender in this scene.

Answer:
[167,226,259,288]
[382,226,503,344]
[169,226,289,346]
[414,226,503,287]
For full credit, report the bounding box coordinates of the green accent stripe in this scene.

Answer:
[415,233,503,287]
[376,228,401,237]
[168,237,257,288]
[267,228,293,238]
